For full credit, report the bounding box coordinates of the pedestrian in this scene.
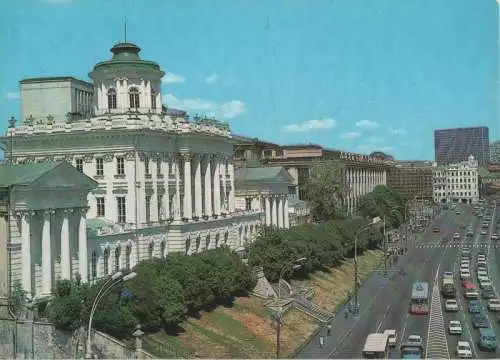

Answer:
[344,308,349,318]
[319,335,324,348]
[327,323,332,335]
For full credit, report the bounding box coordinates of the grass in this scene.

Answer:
[143,250,383,358]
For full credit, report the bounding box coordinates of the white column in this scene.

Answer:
[194,154,203,217]
[278,196,284,228]
[220,159,228,212]
[265,197,271,226]
[41,210,53,295]
[284,197,290,228]
[228,162,235,213]
[213,156,221,216]
[60,209,71,280]
[78,208,88,283]
[182,153,193,219]
[174,156,181,220]
[161,154,170,220]
[20,211,32,297]
[204,155,213,217]
[271,197,278,226]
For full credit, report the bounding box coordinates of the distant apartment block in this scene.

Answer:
[434,126,490,166]
[490,140,500,164]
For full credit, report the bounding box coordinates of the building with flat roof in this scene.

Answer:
[490,140,500,164]
[387,164,434,201]
[434,126,490,166]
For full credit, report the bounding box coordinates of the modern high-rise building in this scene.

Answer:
[434,126,490,166]
[490,140,500,164]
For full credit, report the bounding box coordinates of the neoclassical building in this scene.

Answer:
[0,41,291,296]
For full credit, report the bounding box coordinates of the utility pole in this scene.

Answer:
[272,311,284,359]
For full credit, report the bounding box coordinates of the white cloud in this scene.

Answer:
[355,120,380,130]
[283,118,337,133]
[163,94,246,119]
[340,132,361,139]
[389,127,407,135]
[162,72,186,84]
[380,146,397,153]
[204,72,219,84]
[5,92,20,100]
[357,143,396,154]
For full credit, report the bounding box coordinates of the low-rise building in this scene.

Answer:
[432,155,479,204]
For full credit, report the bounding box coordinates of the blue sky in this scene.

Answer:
[1,0,498,160]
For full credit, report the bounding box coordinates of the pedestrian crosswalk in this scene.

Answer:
[416,243,500,249]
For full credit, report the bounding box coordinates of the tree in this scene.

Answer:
[304,160,349,221]
[47,280,86,333]
[357,185,406,229]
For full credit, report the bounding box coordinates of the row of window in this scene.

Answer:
[97,194,173,223]
[107,87,157,110]
[76,156,165,177]
[434,191,477,197]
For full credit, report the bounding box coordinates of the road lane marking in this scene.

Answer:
[375,303,392,332]
[425,263,451,359]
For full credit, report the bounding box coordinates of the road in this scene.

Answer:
[297,206,470,359]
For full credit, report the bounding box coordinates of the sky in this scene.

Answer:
[0,0,498,160]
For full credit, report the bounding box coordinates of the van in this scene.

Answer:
[478,328,497,351]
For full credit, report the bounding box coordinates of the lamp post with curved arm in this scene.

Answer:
[273,257,306,359]
[85,272,137,359]
[354,217,382,318]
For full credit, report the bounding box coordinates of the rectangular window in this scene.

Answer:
[156,160,162,176]
[145,195,151,222]
[75,158,84,173]
[117,197,126,223]
[116,157,125,175]
[96,158,104,176]
[245,197,252,211]
[96,197,105,217]
[144,157,150,175]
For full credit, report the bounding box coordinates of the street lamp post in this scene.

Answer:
[273,257,306,359]
[85,272,137,359]
[354,217,382,318]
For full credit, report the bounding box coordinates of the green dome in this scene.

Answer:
[90,42,164,77]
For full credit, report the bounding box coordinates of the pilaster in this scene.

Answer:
[194,154,203,217]
[213,155,221,216]
[181,152,193,219]
[204,155,213,217]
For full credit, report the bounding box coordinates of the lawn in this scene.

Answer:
[142,250,383,358]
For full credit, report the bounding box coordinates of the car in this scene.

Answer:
[453,232,461,239]
[482,287,495,300]
[477,270,488,278]
[466,230,474,237]
[477,255,486,262]
[480,280,493,289]
[456,340,473,358]
[445,299,459,312]
[488,299,500,311]
[461,248,471,257]
[468,300,481,313]
[481,230,488,235]
[486,216,492,221]
[406,334,423,347]
[383,329,397,347]
[465,289,479,299]
[472,313,489,328]
[478,213,483,218]
[460,270,471,280]
[492,234,499,241]
[477,266,488,274]
[433,226,440,233]
[448,320,462,335]
[477,261,487,269]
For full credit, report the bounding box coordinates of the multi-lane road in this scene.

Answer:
[297,202,500,359]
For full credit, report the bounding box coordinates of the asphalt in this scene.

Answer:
[296,206,465,359]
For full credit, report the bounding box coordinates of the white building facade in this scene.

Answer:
[432,154,479,204]
[1,42,290,292]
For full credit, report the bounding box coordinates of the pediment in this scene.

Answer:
[274,168,295,184]
[28,163,98,190]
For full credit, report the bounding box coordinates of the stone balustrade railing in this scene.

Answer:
[7,113,231,138]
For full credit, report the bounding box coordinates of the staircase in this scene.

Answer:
[293,297,333,323]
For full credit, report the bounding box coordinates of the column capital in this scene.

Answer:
[124,151,135,161]
[180,152,192,161]
[16,210,35,218]
[58,208,73,216]
[42,209,56,217]
[76,206,90,215]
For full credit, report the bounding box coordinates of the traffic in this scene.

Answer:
[361,199,500,359]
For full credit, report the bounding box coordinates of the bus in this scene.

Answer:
[409,282,429,315]
[362,333,389,359]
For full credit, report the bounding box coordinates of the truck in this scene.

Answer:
[362,333,389,358]
[441,278,456,298]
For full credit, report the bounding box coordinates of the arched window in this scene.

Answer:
[151,90,157,110]
[125,244,132,270]
[148,242,154,259]
[107,88,117,110]
[160,241,166,258]
[91,251,97,280]
[114,247,121,272]
[103,248,109,275]
[129,87,140,109]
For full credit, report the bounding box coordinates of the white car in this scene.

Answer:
[448,320,462,335]
[477,261,487,269]
[492,234,499,240]
[460,270,471,280]
[383,329,397,347]
[488,299,500,311]
[445,299,459,312]
[480,280,493,289]
[457,341,473,358]
[477,255,486,262]
[461,259,470,265]
[460,265,469,272]
[477,270,488,278]
[453,232,461,239]
[481,230,488,235]
[406,335,422,347]
[465,289,479,299]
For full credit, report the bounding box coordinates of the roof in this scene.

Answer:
[363,333,389,353]
[288,198,308,208]
[0,162,97,189]
[20,76,92,87]
[235,166,294,183]
[411,282,429,297]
